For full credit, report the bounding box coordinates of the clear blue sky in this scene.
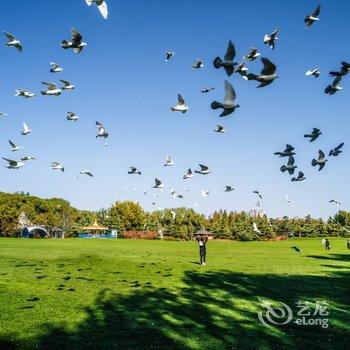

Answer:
[0,0,349,218]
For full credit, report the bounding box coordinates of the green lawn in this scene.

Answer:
[0,238,349,350]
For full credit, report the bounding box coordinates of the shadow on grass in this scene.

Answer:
[1,255,349,350]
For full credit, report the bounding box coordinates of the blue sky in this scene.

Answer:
[0,0,349,218]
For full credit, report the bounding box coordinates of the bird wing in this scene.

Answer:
[187,168,193,175]
[318,150,325,160]
[285,144,294,151]
[86,171,94,177]
[2,157,17,166]
[155,178,162,186]
[224,40,236,61]
[332,76,342,87]
[42,82,57,90]
[98,1,108,19]
[59,79,70,86]
[217,125,223,132]
[23,123,29,132]
[9,140,16,148]
[199,164,208,171]
[224,80,236,103]
[341,61,350,69]
[3,32,15,41]
[71,28,82,44]
[249,48,257,56]
[177,94,185,105]
[261,58,276,75]
[298,171,304,179]
[270,29,278,38]
[312,5,321,17]
[335,142,344,151]
[285,193,291,202]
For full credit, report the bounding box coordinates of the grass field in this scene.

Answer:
[0,238,349,350]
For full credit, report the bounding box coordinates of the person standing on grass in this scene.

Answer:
[198,237,208,266]
[325,238,331,250]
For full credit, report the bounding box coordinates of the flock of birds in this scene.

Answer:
[0,3,347,228]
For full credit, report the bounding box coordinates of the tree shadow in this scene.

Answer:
[1,266,349,350]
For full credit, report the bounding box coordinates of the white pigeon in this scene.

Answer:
[21,156,36,161]
[50,62,63,73]
[9,140,22,152]
[60,79,74,91]
[170,94,189,113]
[201,189,209,197]
[15,89,36,98]
[21,122,31,136]
[67,112,79,121]
[214,125,226,133]
[128,166,141,175]
[61,28,87,54]
[253,222,261,234]
[79,170,94,178]
[305,68,321,78]
[263,29,279,50]
[285,193,293,204]
[152,178,164,189]
[3,157,24,169]
[0,112,8,117]
[96,121,108,138]
[51,161,64,172]
[85,0,109,20]
[165,51,175,61]
[164,155,174,166]
[195,164,211,175]
[41,82,61,96]
[3,32,22,52]
[183,168,194,179]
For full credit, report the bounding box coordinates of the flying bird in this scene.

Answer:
[0,112,8,117]
[329,143,344,157]
[50,62,63,73]
[304,5,321,27]
[214,125,226,133]
[329,199,341,205]
[213,40,237,76]
[243,48,260,61]
[85,0,108,20]
[304,128,321,142]
[41,82,61,96]
[21,122,31,136]
[274,144,295,157]
[192,59,204,69]
[253,190,263,199]
[247,58,278,87]
[183,168,194,179]
[165,51,175,61]
[3,158,24,169]
[9,140,22,152]
[128,166,141,175]
[211,80,240,117]
[170,94,189,113]
[253,222,261,234]
[291,246,302,254]
[285,193,293,204]
[164,155,174,166]
[201,189,209,197]
[61,28,87,53]
[96,121,108,138]
[67,112,79,121]
[263,29,278,50]
[195,164,211,175]
[60,79,74,91]
[305,68,321,78]
[325,76,343,95]
[152,178,164,189]
[280,156,297,175]
[201,87,215,93]
[21,156,35,161]
[329,62,350,77]
[291,171,305,182]
[3,32,22,52]
[235,62,249,80]
[225,186,234,192]
[51,161,64,172]
[15,89,35,98]
[312,150,328,171]
[78,170,94,178]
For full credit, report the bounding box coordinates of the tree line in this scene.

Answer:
[0,191,349,240]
